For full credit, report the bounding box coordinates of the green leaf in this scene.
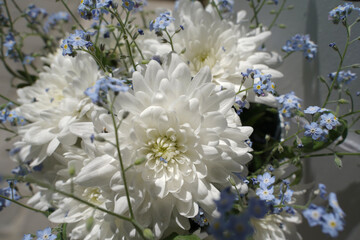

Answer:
[355,130,360,135]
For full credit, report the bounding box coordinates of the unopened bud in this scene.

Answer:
[277,144,284,153]
[86,217,94,232]
[135,157,146,165]
[69,166,76,177]
[228,176,236,186]
[338,99,348,104]
[143,228,155,240]
[95,136,106,142]
[265,134,271,142]
[180,48,186,54]
[334,154,342,169]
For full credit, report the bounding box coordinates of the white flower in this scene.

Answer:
[141,0,283,107]
[69,53,253,239]
[251,211,302,240]
[14,50,100,166]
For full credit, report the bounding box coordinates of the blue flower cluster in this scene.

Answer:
[192,207,208,227]
[303,184,345,237]
[0,102,26,126]
[78,0,115,20]
[3,32,18,60]
[242,69,276,96]
[209,187,261,240]
[328,3,360,24]
[282,34,317,60]
[26,4,47,23]
[276,91,302,118]
[149,12,175,32]
[0,181,21,211]
[61,30,93,56]
[132,0,148,13]
[329,70,357,85]
[23,227,57,240]
[303,107,340,141]
[234,96,247,116]
[44,11,70,33]
[255,173,295,215]
[84,76,130,106]
[217,0,234,16]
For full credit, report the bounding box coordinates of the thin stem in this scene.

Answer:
[0,126,16,134]
[340,110,360,118]
[0,194,49,215]
[164,29,175,52]
[211,0,223,20]
[323,22,350,108]
[300,152,360,159]
[60,0,86,31]
[109,97,135,220]
[282,51,293,60]
[268,0,287,30]
[24,176,133,223]
[349,115,360,128]
[250,0,266,25]
[0,94,19,106]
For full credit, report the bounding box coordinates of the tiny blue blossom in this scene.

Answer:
[214,187,236,213]
[329,70,357,85]
[303,204,326,227]
[248,198,267,219]
[320,113,340,130]
[96,0,114,8]
[227,214,254,240]
[328,192,345,218]
[304,105,320,114]
[256,186,275,201]
[138,29,144,35]
[321,213,344,237]
[318,183,327,200]
[192,207,208,227]
[23,55,34,65]
[257,172,275,189]
[84,77,130,105]
[328,3,359,24]
[22,234,33,240]
[26,4,47,23]
[3,32,17,59]
[149,12,175,32]
[122,0,135,11]
[44,11,70,33]
[282,34,317,60]
[0,186,21,211]
[36,227,57,240]
[304,122,323,140]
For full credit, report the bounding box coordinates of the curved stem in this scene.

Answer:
[323,22,351,108]
[0,194,49,215]
[60,0,86,31]
[268,0,287,30]
[300,152,360,159]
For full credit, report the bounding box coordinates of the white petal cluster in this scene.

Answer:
[141,0,283,107]
[13,50,100,166]
[57,53,253,239]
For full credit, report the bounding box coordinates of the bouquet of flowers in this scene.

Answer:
[0,0,359,239]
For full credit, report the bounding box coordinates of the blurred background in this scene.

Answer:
[0,0,359,239]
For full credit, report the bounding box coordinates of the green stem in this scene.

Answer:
[0,194,49,215]
[349,115,360,128]
[250,0,259,26]
[268,0,287,30]
[300,152,360,159]
[211,0,223,20]
[0,94,19,105]
[0,126,16,134]
[164,29,175,52]
[109,97,135,220]
[60,0,86,31]
[339,110,360,118]
[24,176,133,223]
[282,51,293,60]
[250,0,266,25]
[323,22,350,108]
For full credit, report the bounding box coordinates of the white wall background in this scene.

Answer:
[234,0,360,239]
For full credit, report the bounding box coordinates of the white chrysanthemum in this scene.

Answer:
[68,53,253,239]
[14,50,100,166]
[251,211,302,240]
[141,0,283,107]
